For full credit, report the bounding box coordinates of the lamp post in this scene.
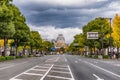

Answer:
[101,25,104,55]
[101,17,112,56]
[108,18,112,49]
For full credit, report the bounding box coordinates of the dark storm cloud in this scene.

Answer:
[13,0,119,28]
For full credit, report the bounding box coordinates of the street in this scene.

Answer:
[0,55,120,80]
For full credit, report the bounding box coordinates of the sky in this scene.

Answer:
[13,0,120,43]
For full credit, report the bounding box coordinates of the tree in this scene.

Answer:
[29,31,42,55]
[0,0,15,56]
[68,33,85,55]
[42,40,53,54]
[82,17,111,52]
[7,4,30,56]
[112,14,120,47]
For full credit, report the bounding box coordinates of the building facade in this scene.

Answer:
[55,34,66,48]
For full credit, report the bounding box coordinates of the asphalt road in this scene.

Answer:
[0,54,120,80]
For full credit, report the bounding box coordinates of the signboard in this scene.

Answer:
[87,32,98,39]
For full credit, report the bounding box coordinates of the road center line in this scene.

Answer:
[84,61,120,78]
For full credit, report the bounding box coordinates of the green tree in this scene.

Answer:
[69,33,85,55]
[0,0,15,56]
[9,5,30,56]
[42,40,53,54]
[29,31,42,55]
[82,17,111,52]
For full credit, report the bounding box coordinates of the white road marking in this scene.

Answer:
[51,70,70,74]
[0,61,28,71]
[55,57,60,62]
[54,65,67,67]
[36,66,50,69]
[47,75,72,80]
[93,74,104,80]
[45,57,59,62]
[84,61,120,78]
[68,65,75,80]
[30,69,47,71]
[10,79,22,80]
[0,65,14,70]
[40,64,54,80]
[52,67,68,70]
[23,73,43,76]
[114,64,120,67]
[9,66,39,80]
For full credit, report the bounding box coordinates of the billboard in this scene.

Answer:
[87,32,98,39]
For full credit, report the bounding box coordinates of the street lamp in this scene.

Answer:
[101,17,112,55]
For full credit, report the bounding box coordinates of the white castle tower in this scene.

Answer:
[55,34,65,48]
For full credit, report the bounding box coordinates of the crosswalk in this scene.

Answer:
[10,56,74,80]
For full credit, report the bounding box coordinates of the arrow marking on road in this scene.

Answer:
[93,74,104,80]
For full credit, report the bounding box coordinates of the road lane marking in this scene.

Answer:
[68,65,75,80]
[0,61,28,71]
[10,79,22,80]
[52,67,68,70]
[45,57,59,62]
[40,64,54,80]
[47,75,72,80]
[51,70,70,74]
[54,65,67,67]
[30,69,47,71]
[84,61,120,78]
[0,65,14,70]
[93,74,104,80]
[9,66,38,80]
[23,73,43,76]
[36,66,50,69]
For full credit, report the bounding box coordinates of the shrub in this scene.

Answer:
[103,55,109,59]
[0,56,6,61]
[28,55,32,57]
[6,56,14,60]
[94,55,98,59]
[16,56,23,59]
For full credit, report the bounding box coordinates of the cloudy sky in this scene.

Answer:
[13,0,120,43]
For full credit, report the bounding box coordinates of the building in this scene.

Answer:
[55,34,66,48]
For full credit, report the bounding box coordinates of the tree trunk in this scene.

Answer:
[30,46,33,55]
[15,39,18,57]
[3,37,8,56]
[23,45,26,57]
